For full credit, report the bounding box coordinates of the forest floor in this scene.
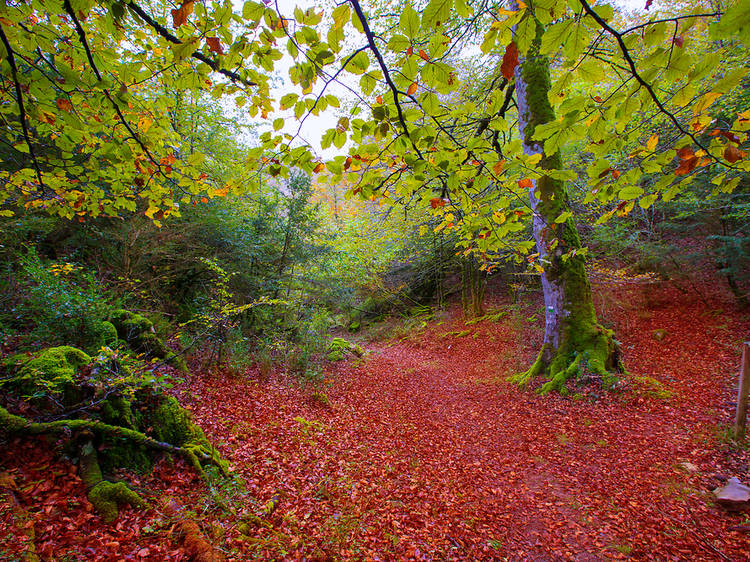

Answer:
[2,281,750,560]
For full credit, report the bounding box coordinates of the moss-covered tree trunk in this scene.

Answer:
[510,26,622,393]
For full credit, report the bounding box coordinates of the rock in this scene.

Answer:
[679,461,700,473]
[651,329,667,341]
[714,477,750,510]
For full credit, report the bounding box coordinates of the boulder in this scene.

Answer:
[714,477,750,510]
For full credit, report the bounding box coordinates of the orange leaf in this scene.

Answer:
[206,37,224,55]
[500,42,519,80]
[611,169,620,179]
[418,49,429,61]
[518,178,533,188]
[407,82,418,96]
[430,198,445,209]
[313,162,325,173]
[725,145,745,163]
[200,197,208,203]
[675,156,698,176]
[406,46,413,56]
[492,160,505,175]
[676,147,694,160]
[171,0,194,28]
[376,95,383,104]
[56,98,73,112]
[344,156,352,170]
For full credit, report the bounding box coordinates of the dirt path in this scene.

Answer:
[182,285,750,560]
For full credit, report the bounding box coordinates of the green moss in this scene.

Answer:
[8,347,91,400]
[88,481,147,523]
[98,321,118,346]
[109,309,184,369]
[149,395,196,445]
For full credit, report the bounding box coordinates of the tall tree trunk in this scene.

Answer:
[509,29,622,393]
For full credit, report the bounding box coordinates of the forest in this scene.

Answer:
[0,0,749,558]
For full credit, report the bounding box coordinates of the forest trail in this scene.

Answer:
[3,285,749,560]
[180,284,750,560]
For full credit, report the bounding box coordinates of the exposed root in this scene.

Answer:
[79,439,147,522]
[510,327,622,395]
[0,404,225,476]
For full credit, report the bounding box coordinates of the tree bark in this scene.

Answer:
[509,27,622,393]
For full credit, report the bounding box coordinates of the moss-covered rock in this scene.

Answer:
[97,321,119,346]
[109,309,185,370]
[5,346,91,402]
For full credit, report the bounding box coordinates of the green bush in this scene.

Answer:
[13,249,113,352]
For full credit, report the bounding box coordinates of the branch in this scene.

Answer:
[0,24,45,189]
[578,0,724,165]
[62,0,162,169]
[126,1,257,87]
[348,0,424,159]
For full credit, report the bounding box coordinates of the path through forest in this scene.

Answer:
[180,284,750,560]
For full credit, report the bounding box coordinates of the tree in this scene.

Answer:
[1,0,748,392]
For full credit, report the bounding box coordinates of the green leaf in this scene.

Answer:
[619,185,644,200]
[346,51,370,74]
[387,35,411,52]
[400,6,421,39]
[273,117,284,131]
[421,0,453,30]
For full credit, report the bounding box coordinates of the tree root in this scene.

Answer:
[79,439,147,522]
[509,328,622,395]
[0,405,225,476]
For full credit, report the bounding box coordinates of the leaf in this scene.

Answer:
[421,0,453,30]
[206,37,224,55]
[313,162,325,173]
[171,0,194,28]
[619,185,644,200]
[645,134,658,152]
[500,42,518,80]
[675,156,698,176]
[518,178,533,188]
[273,118,284,131]
[407,82,418,95]
[725,145,746,163]
[56,98,73,112]
[400,6,421,39]
[430,197,445,208]
[419,49,430,61]
[492,160,505,175]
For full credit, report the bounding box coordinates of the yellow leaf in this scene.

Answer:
[692,92,721,116]
[145,205,159,219]
[645,134,658,152]
[139,117,153,132]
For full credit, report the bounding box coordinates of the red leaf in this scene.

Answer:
[407,82,418,95]
[676,147,694,160]
[675,156,698,176]
[501,42,519,80]
[673,35,684,48]
[418,49,430,61]
[376,95,383,104]
[56,98,73,112]
[645,0,653,9]
[206,37,224,55]
[406,46,413,56]
[430,198,445,208]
